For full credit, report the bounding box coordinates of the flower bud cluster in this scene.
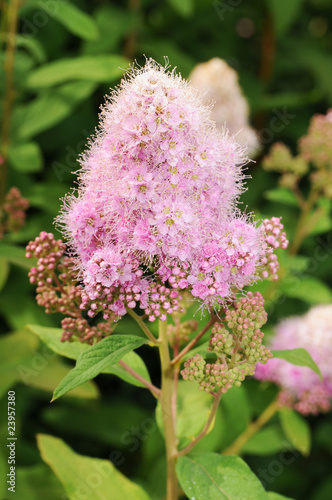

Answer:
[0,187,29,239]
[263,143,308,178]
[26,232,114,344]
[260,217,289,281]
[255,305,332,415]
[299,109,332,170]
[181,292,272,394]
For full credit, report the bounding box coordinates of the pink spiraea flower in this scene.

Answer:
[255,305,332,415]
[58,59,286,322]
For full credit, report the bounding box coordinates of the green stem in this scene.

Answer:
[158,319,178,500]
[1,0,19,202]
[118,360,160,399]
[126,307,160,345]
[222,398,279,456]
[177,390,222,457]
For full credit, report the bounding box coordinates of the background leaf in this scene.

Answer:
[26,55,129,88]
[176,453,268,500]
[22,0,99,41]
[52,334,147,400]
[279,408,311,455]
[28,325,151,387]
[37,434,151,500]
[272,348,322,378]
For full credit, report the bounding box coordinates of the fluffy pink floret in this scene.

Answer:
[255,305,332,415]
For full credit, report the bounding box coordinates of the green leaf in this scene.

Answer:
[27,325,88,359]
[160,381,213,449]
[0,244,35,269]
[27,325,151,388]
[279,276,332,304]
[167,0,194,17]
[26,55,129,88]
[264,188,299,207]
[0,258,9,291]
[267,0,305,36]
[279,407,311,456]
[0,331,39,398]
[15,464,65,500]
[52,334,147,400]
[219,386,252,450]
[104,351,151,387]
[8,142,43,172]
[15,34,47,63]
[37,434,151,500]
[176,453,268,500]
[241,425,290,456]
[23,0,99,41]
[15,81,97,140]
[26,357,99,400]
[83,5,136,55]
[272,348,322,379]
[42,402,150,448]
[267,493,294,500]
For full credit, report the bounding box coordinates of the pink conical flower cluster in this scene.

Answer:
[58,60,284,322]
[255,305,332,415]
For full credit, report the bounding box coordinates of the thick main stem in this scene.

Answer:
[223,398,279,456]
[158,319,178,500]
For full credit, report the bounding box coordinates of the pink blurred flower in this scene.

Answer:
[255,305,332,415]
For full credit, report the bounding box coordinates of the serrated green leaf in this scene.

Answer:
[37,434,151,500]
[279,407,311,456]
[176,453,268,500]
[280,276,332,304]
[22,0,99,41]
[8,142,43,172]
[27,325,151,388]
[26,55,128,88]
[52,334,147,400]
[272,348,322,379]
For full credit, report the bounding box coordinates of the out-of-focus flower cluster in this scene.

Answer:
[263,110,332,197]
[0,187,29,239]
[189,58,259,156]
[26,231,114,344]
[255,305,332,415]
[260,217,289,281]
[55,60,286,327]
[182,292,272,394]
